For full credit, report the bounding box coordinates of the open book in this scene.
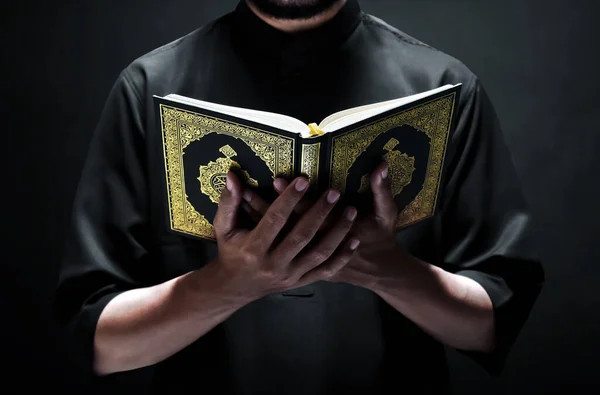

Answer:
[154,83,461,240]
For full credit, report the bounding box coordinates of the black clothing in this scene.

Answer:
[56,1,544,394]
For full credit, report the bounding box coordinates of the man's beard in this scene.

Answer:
[247,0,343,20]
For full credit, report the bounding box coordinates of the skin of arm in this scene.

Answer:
[362,248,495,352]
[328,164,495,352]
[246,163,495,353]
[94,173,359,375]
[93,263,245,376]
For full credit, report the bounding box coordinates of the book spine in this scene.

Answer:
[298,135,329,197]
[323,133,333,191]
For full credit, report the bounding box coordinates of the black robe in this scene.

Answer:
[55,1,544,394]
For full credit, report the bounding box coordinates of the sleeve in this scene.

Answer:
[54,68,154,384]
[438,77,545,374]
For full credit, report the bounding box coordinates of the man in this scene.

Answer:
[55,1,544,394]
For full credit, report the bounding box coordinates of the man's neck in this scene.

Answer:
[245,0,347,33]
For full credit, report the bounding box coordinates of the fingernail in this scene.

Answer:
[327,189,340,204]
[346,207,357,221]
[226,173,233,191]
[381,166,388,180]
[273,178,287,192]
[349,239,360,250]
[295,178,309,192]
[243,190,253,202]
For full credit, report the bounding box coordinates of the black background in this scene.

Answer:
[3,0,600,393]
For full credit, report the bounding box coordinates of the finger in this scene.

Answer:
[242,189,269,218]
[240,201,263,224]
[273,188,342,263]
[250,177,310,250]
[244,187,337,233]
[297,237,360,286]
[371,161,397,230]
[291,206,358,276]
[274,177,312,214]
[213,171,244,240]
[273,177,288,195]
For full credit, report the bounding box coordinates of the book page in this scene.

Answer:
[160,84,459,139]
[319,84,458,133]
[164,94,309,135]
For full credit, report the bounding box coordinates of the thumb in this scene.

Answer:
[213,171,243,240]
[371,161,397,230]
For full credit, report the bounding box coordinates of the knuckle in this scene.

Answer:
[287,231,312,248]
[277,190,300,205]
[314,202,332,220]
[321,268,338,278]
[279,275,297,288]
[261,267,294,289]
[383,216,396,230]
[258,268,278,284]
[264,210,288,229]
[309,250,331,264]
[313,210,330,224]
[240,246,260,265]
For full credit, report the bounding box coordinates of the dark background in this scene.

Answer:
[3,0,599,393]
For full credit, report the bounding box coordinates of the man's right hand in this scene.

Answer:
[211,171,360,303]
[92,170,358,375]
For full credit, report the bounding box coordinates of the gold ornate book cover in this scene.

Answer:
[154,84,461,241]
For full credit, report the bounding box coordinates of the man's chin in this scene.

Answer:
[247,0,343,20]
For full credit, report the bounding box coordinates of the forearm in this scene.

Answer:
[371,253,495,352]
[94,261,247,375]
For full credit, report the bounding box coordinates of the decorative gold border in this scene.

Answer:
[160,104,296,239]
[330,93,456,229]
[300,142,321,186]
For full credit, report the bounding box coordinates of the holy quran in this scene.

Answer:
[154,84,461,241]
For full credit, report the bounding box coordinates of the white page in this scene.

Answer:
[158,83,460,138]
[320,84,459,133]
[162,94,309,135]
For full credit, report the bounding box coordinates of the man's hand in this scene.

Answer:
[211,171,360,304]
[91,172,359,376]
[242,162,405,290]
[325,161,407,289]
[240,164,496,352]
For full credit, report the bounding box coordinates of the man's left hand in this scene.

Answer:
[242,162,497,352]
